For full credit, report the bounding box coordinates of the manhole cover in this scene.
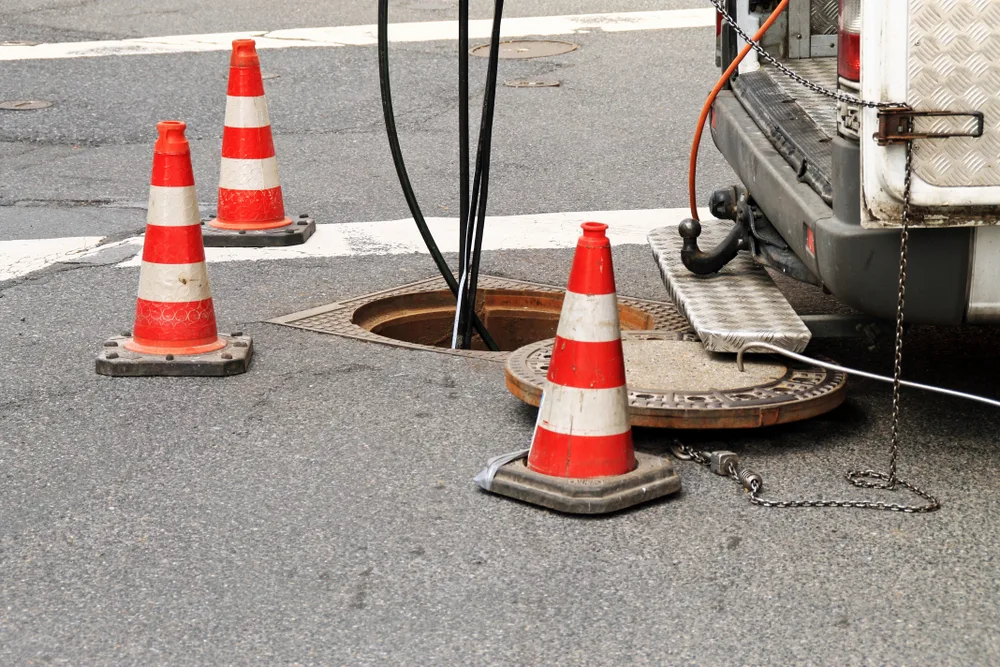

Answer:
[505,332,847,429]
[0,100,52,110]
[504,80,560,88]
[269,276,690,362]
[470,40,579,59]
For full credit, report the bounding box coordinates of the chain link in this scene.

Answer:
[709,0,892,109]
[673,146,939,513]
[676,4,940,511]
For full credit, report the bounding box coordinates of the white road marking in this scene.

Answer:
[0,237,104,281]
[110,207,705,267]
[0,9,715,62]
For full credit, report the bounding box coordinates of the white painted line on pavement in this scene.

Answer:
[0,237,104,281]
[110,207,705,267]
[0,9,715,61]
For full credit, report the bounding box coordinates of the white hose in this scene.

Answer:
[737,341,1000,409]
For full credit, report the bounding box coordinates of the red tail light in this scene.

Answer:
[716,10,723,36]
[838,0,861,81]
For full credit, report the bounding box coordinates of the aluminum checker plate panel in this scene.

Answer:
[810,0,839,35]
[908,0,1000,188]
[648,222,812,354]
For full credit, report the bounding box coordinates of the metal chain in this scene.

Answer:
[673,145,939,513]
[672,2,939,511]
[709,0,892,109]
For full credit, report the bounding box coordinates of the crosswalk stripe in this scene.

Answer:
[0,9,715,62]
[0,237,103,282]
[5,208,706,280]
[114,207,704,266]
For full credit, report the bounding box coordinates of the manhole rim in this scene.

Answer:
[0,100,53,111]
[505,331,848,429]
[469,39,580,59]
[503,79,561,88]
[268,275,691,362]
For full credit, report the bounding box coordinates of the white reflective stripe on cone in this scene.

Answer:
[219,156,281,191]
[555,291,622,343]
[137,261,213,303]
[537,383,630,437]
[224,95,271,129]
[146,186,201,227]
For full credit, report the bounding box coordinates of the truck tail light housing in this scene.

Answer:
[838,0,861,81]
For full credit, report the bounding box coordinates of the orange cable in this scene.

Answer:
[688,0,790,220]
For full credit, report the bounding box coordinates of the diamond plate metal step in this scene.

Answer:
[648,222,812,354]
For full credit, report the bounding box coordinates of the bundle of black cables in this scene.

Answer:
[377,0,505,351]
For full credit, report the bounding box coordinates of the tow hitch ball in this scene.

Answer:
[678,184,749,275]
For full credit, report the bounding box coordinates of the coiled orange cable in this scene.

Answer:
[688,0,790,220]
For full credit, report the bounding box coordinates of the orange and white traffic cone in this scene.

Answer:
[96,121,253,377]
[476,222,680,513]
[202,39,315,247]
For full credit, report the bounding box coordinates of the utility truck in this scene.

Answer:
[666,0,1000,336]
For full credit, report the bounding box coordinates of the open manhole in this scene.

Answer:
[470,39,579,59]
[269,275,690,361]
[506,332,847,428]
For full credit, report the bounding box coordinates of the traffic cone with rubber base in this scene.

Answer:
[96,121,253,377]
[475,222,681,513]
[202,38,315,247]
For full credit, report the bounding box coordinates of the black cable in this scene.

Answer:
[455,0,471,345]
[459,0,505,348]
[377,0,499,351]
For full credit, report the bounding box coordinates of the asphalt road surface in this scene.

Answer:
[2,1,999,665]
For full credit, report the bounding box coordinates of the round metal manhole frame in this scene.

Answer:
[470,39,579,59]
[0,100,53,110]
[505,331,848,429]
[268,275,691,362]
[504,79,561,88]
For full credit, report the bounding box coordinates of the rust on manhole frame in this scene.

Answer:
[268,275,691,362]
[505,331,848,429]
[470,39,579,59]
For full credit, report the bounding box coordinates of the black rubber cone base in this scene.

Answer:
[487,452,681,514]
[95,333,253,377]
[201,217,315,247]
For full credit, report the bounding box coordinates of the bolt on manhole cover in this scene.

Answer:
[268,275,691,362]
[470,39,579,59]
[505,332,847,429]
[504,80,560,88]
[0,100,52,110]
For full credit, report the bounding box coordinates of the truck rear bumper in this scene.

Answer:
[710,90,972,325]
